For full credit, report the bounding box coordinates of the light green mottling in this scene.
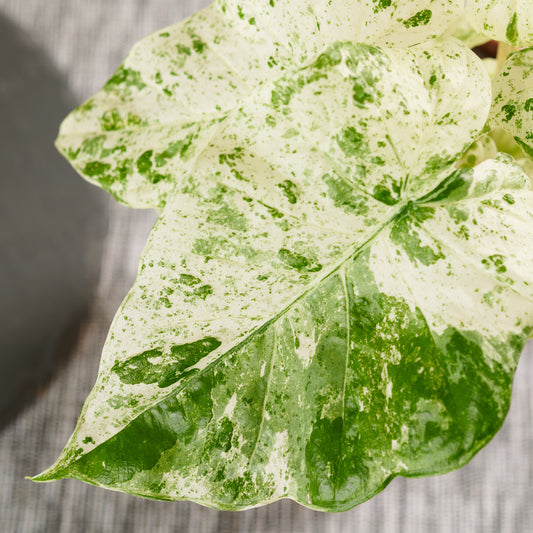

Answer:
[491,48,533,188]
[35,39,533,510]
[56,0,463,208]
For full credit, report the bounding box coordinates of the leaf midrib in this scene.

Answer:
[51,166,528,479]
[53,197,406,475]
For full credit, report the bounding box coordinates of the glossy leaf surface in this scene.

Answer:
[35,39,533,511]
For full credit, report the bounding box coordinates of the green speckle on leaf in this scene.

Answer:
[323,174,369,215]
[101,109,124,131]
[271,82,298,110]
[278,248,322,272]
[373,183,401,205]
[403,9,432,29]
[207,204,249,232]
[79,135,105,157]
[277,180,298,204]
[193,285,214,299]
[336,127,368,157]
[282,128,299,139]
[503,194,515,205]
[136,150,170,184]
[127,113,143,126]
[372,0,392,13]
[192,36,207,54]
[505,13,519,45]
[155,134,195,166]
[482,254,507,274]
[352,79,375,107]
[84,161,111,178]
[423,154,456,176]
[219,147,244,168]
[112,338,221,388]
[137,150,154,175]
[176,43,191,56]
[178,274,202,286]
[502,104,517,122]
[265,114,277,127]
[390,207,444,266]
[314,48,343,70]
[206,417,234,453]
[105,65,146,91]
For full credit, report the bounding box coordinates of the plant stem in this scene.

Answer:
[496,42,517,70]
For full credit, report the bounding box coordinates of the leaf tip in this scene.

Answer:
[29,465,66,483]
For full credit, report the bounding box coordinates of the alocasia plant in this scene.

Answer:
[33,0,533,511]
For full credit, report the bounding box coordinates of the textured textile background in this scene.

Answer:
[0,1,532,532]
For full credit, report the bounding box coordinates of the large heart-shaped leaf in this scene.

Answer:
[56,0,462,209]
[466,0,533,46]
[492,48,533,165]
[34,38,533,510]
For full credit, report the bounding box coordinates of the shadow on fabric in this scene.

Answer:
[0,14,107,428]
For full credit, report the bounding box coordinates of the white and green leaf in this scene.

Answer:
[466,0,533,46]
[35,39,533,510]
[56,0,462,209]
[491,48,533,167]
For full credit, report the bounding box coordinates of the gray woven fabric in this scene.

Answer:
[0,1,532,531]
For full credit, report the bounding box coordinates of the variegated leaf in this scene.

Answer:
[56,0,462,208]
[466,0,533,46]
[35,39,533,510]
[492,48,533,164]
